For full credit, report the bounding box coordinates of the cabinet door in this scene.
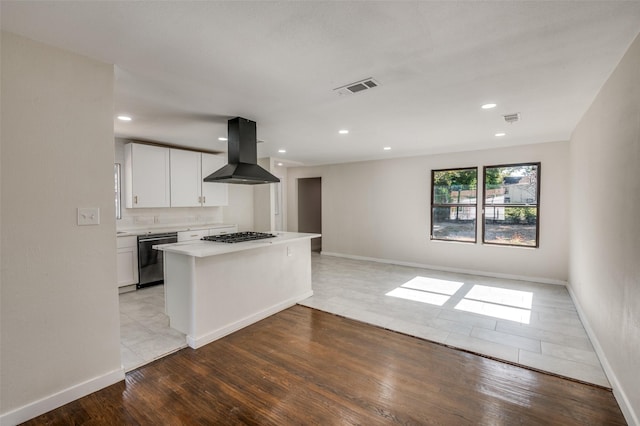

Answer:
[201,153,229,206]
[126,143,171,208]
[117,246,139,287]
[170,149,202,207]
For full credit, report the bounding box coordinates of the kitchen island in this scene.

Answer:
[155,232,320,349]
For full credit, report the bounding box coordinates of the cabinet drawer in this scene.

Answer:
[177,229,209,242]
[117,235,137,249]
[209,225,238,236]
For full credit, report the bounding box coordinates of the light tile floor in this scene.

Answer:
[119,285,187,372]
[300,253,610,388]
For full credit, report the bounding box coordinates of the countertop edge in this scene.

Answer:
[154,232,321,258]
[116,223,237,237]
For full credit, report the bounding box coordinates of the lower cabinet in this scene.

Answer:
[177,226,238,242]
[116,228,237,287]
[117,236,139,287]
[210,225,237,236]
[177,229,209,242]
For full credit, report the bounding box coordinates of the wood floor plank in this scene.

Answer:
[22,306,625,425]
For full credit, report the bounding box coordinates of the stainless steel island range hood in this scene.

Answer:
[204,117,280,185]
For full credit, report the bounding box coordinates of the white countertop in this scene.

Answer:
[116,223,237,237]
[154,232,321,258]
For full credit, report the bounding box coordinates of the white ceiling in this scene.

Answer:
[2,1,640,166]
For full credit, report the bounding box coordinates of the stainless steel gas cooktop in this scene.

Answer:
[201,231,276,243]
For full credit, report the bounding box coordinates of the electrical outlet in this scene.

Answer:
[77,207,100,226]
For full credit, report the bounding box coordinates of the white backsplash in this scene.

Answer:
[117,206,224,231]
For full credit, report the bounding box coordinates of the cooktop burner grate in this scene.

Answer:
[202,231,276,243]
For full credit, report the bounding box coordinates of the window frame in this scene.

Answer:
[115,163,122,220]
[482,162,541,248]
[430,167,478,244]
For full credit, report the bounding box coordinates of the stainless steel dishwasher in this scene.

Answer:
[137,232,177,288]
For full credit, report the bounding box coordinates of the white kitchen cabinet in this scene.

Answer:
[170,148,202,207]
[170,150,228,207]
[125,143,227,209]
[177,229,209,242]
[117,236,139,287]
[209,225,237,235]
[125,143,171,208]
[201,153,228,206]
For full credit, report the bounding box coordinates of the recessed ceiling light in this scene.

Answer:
[278,149,286,153]
[218,137,227,141]
[495,132,506,137]
[277,162,283,166]
[338,129,349,134]
[117,115,132,121]
[383,147,391,151]
[481,103,497,109]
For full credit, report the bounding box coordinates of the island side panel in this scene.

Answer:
[164,251,196,337]
[190,238,313,348]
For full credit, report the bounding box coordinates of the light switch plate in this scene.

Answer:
[77,207,100,226]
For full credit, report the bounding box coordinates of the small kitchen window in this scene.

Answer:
[115,163,122,220]
[483,163,540,247]
[430,167,477,243]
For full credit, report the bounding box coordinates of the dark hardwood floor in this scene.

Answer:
[24,306,625,425]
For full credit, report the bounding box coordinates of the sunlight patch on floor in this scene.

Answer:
[455,285,532,324]
[386,277,464,306]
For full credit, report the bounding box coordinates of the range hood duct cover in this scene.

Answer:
[204,117,280,185]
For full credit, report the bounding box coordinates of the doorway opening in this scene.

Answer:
[298,177,322,252]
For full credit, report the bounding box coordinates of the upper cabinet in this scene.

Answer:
[125,143,228,209]
[170,149,228,207]
[125,143,171,208]
[201,153,228,207]
[170,148,202,207]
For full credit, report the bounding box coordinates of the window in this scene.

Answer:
[483,163,540,247]
[431,168,477,243]
[115,163,122,220]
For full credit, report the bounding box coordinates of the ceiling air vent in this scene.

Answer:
[503,113,521,124]
[334,78,380,96]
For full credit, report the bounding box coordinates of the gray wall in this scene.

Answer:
[288,141,570,283]
[569,33,640,423]
[1,32,121,421]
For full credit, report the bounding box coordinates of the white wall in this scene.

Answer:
[223,185,254,232]
[0,32,122,423]
[569,33,640,424]
[253,158,273,232]
[252,157,287,232]
[288,141,569,283]
[271,161,288,232]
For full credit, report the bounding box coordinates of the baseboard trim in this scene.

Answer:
[0,367,125,426]
[320,251,568,286]
[187,291,314,349]
[566,285,638,426]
